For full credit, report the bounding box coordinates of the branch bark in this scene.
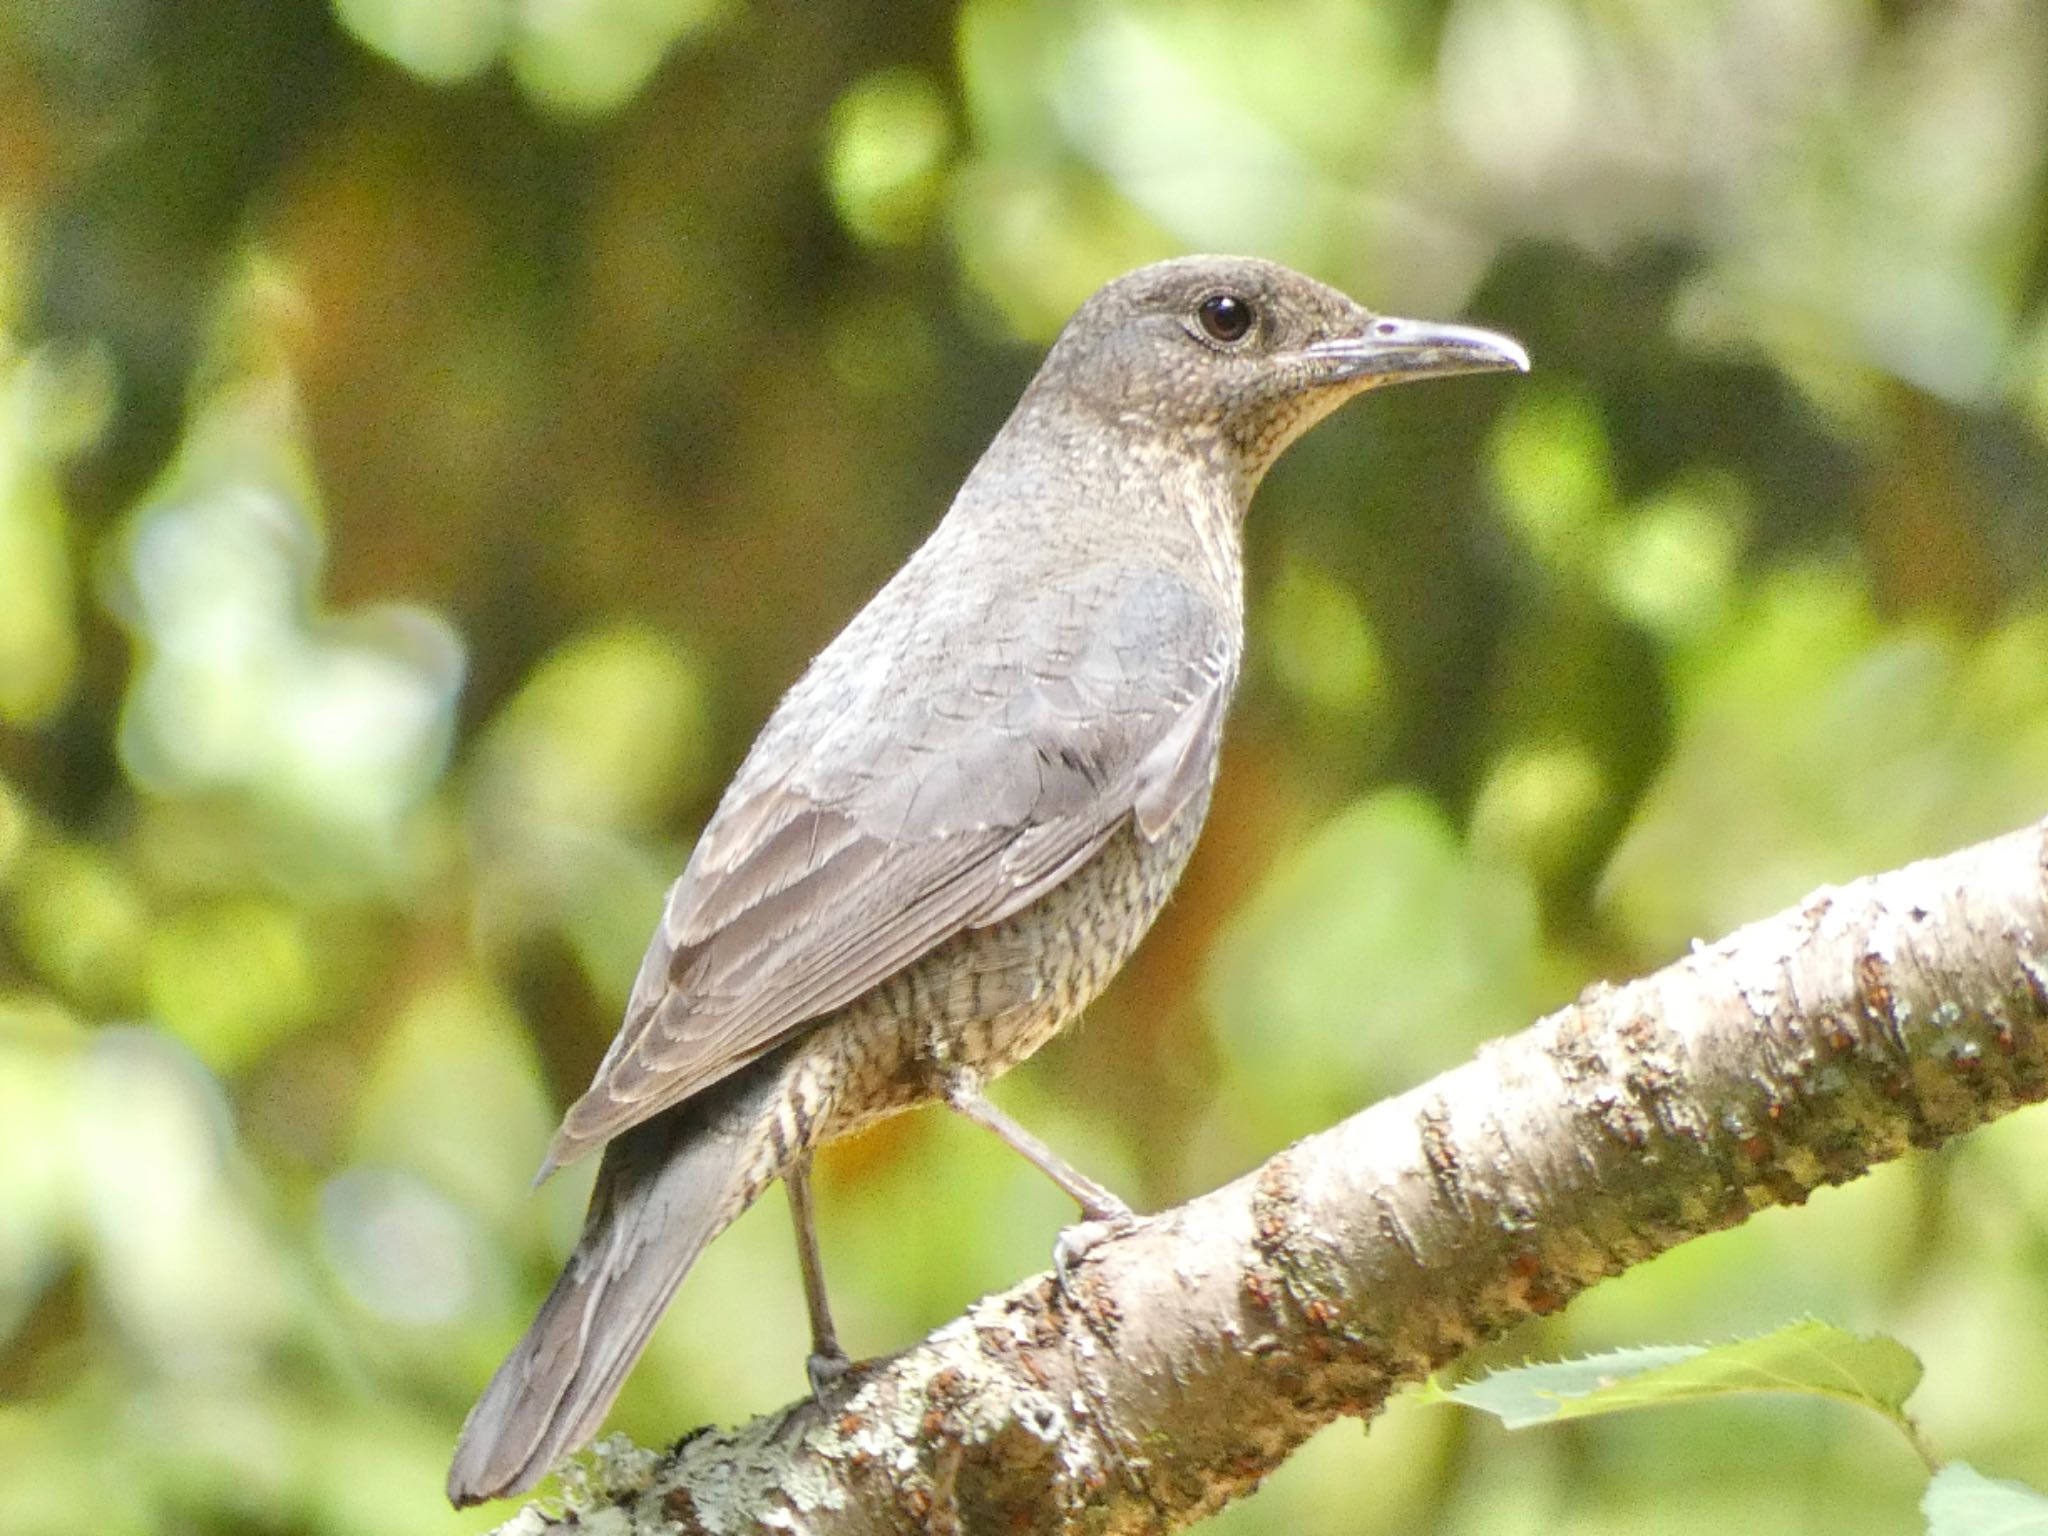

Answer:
[495,817,2048,1536]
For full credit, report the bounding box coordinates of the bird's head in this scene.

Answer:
[1025,255,1529,499]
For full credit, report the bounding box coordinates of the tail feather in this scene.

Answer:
[447,1072,780,1507]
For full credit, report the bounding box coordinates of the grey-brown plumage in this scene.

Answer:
[447,255,1527,1506]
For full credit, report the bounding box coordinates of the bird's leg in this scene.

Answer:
[940,1073,1139,1306]
[939,1072,1135,1221]
[785,1154,849,1397]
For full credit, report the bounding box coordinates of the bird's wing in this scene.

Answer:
[543,562,1235,1166]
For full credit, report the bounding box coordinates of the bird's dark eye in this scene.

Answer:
[1195,293,1255,345]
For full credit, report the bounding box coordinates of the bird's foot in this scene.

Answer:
[1052,1202,1140,1310]
[806,1346,853,1402]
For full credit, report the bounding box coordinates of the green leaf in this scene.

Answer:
[1421,1320,1923,1429]
[1923,1463,2048,1536]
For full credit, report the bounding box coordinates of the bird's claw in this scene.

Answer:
[1052,1205,1139,1309]
[806,1348,853,1402]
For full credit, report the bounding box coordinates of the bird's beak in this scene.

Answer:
[1300,317,1530,386]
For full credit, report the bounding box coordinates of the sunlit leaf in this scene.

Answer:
[8,843,149,1013]
[71,1031,298,1364]
[1923,1463,2048,1536]
[1264,557,1387,717]
[109,267,466,874]
[508,0,729,116]
[0,346,99,726]
[1467,740,1606,882]
[826,69,954,248]
[1423,1321,1923,1429]
[351,971,557,1224]
[474,621,711,838]
[1602,473,1748,642]
[1486,383,1616,581]
[332,0,503,84]
[144,899,320,1074]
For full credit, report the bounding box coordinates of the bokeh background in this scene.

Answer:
[3,1,2048,1532]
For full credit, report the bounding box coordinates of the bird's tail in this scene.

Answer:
[446,1066,786,1508]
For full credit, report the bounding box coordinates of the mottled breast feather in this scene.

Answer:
[544,560,1237,1165]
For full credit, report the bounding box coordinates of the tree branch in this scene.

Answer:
[494,817,2048,1536]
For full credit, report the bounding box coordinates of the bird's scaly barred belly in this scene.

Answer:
[761,804,1209,1159]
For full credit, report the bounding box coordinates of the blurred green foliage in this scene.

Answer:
[2,1,2047,1532]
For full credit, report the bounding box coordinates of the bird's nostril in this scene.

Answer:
[1373,319,1399,336]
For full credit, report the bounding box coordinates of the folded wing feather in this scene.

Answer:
[544,563,1235,1167]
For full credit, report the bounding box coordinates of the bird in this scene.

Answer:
[446,254,1528,1506]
